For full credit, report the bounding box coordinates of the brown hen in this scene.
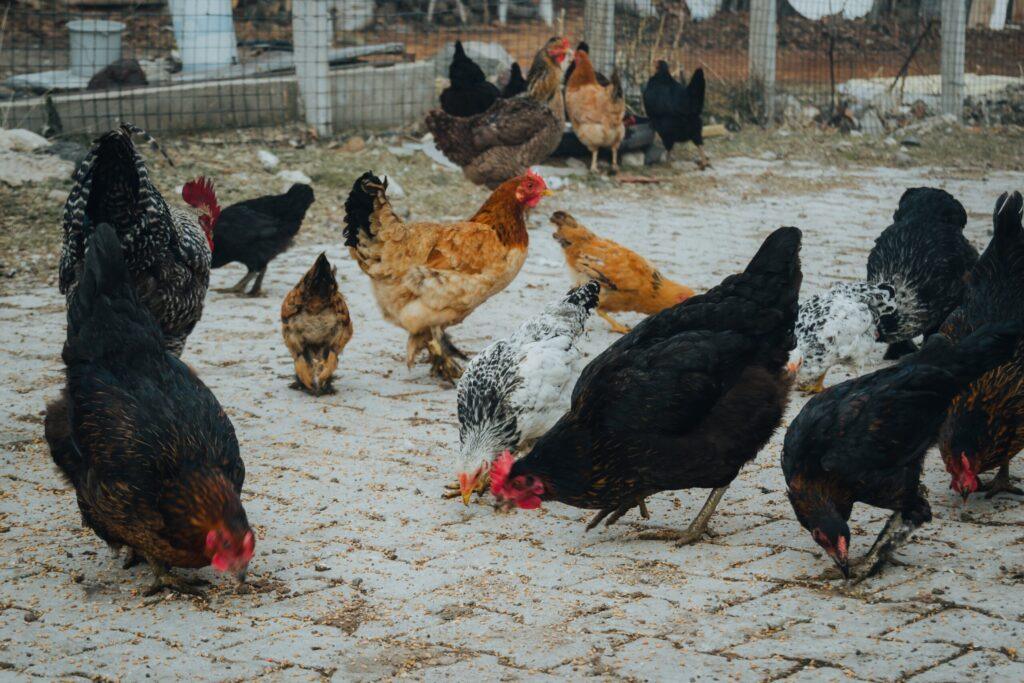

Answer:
[565,49,626,173]
[551,211,695,333]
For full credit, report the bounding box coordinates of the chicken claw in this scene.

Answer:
[980,464,1024,499]
[597,310,631,335]
[122,548,145,570]
[798,372,827,395]
[144,566,209,598]
[635,486,727,546]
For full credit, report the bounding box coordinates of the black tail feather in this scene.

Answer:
[305,252,338,298]
[343,171,384,248]
[686,67,706,113]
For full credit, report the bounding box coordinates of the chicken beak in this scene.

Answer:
[542,189,555,197]
[836,557,850,580]
[458,472,475,507]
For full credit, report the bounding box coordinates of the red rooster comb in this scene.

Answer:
[490,450,515,497]
[182,176,220,248]
[525,168,546,187]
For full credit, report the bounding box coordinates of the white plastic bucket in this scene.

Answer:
[68,19,125,78]
[168,0,238,73]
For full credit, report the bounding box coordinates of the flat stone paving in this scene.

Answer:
[1,158,1023,681]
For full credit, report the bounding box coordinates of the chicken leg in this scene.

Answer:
[610,146,620,175]
[246,267,268,297]
[851,511,918,584]
[597,310,631,334]
[427,327,463,384]
[798,372,827,395]
[440,332,469,361]
[143,558,209,597]
[635,486,728,546]
[216,270,257,294]
[585,496,650,531]
[980,464,1024,499]
[696,145,710,170]
[406,332,430,368]
[589,148,599,173]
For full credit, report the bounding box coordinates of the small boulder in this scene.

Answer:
[0,129,50,153]
[257,150,280,172]
[277,169,312,185]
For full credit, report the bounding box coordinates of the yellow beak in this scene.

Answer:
[542,189,555,197]
[458,472,475,506]
[461,489,473,506]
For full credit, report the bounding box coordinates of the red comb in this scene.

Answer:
[490,450,514,497]
[182,176,215,209]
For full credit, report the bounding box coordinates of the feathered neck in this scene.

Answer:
[526,51,562,105]
[470,180,530,248]
[568,52,599,88]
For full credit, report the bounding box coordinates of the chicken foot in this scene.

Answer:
[850,511,919,584]
[635,486,728,546]
[588,149,599,174]
[442,471,491,501]
[980,464,1024,499]
[215,270,257,294]
[427,328,463,384]
[597,310,632,334]
[696,145,710,170]
[122,548,145,570]
[143,560,209,597]
[798,372,827,395]
[245,267,268,297]
[439,332,469,361]
[585,496,650,531]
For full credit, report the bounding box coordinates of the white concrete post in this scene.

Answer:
[748,0,777,122]
[498,0,508,24]
[293,0,332,136]
[583,0,615,76]
[538,0,554,26]
[940,0,967,118]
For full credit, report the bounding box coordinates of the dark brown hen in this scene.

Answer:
[783,323,1020,582]
[492,227,802,545]
[45,224,253,596]
[939,191,1024,501]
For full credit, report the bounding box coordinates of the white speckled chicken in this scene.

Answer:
[792,282,897,393]
[447,281,599,504]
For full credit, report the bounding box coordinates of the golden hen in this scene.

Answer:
[551,211,695,333]
[343,171,551,383]
[281,252,353,396]
[565,49,626,173]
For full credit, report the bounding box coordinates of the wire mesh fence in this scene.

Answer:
[1,1,1022,138]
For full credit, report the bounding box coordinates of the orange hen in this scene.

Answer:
[551,211,695,333]
[565,49,626,173]
[344,171,551,383]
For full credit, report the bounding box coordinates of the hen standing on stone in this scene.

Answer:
[448,281,599,504]
[59,124,216,356]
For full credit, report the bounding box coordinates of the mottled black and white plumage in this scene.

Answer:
[793,282,897,390]
[866,187,979,357]
[59,124,211,356]
[455,282,599,484]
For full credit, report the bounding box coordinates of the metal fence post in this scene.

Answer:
[748,0,777,122]
[583,0,615,76]
[293,0,333,136]
[940,0,967,118]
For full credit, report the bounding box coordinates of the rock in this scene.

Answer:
[257,150,280,172]
[384,175,406,199]
[276,169,312,185]
[901,136,922,148]
[432,41,513,79]
[565,157,588,171]
[621,152,644,169]
[894,151,914,166]
[341,136,365,153]
[48,189,68,202]
[859,108,886,136]
[884,136,898,147]
[0,150,72,187]
[759,151,778,161]
[388,145,414,158]
[0,129,49,153]
[644,142,666,166]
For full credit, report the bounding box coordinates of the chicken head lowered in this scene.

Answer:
[344,170,551,383]
[492,227,802,544]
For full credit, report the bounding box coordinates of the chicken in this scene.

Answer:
[792,282,897,393]
[790,187,978,392]
[550,211,694,334]
[425,36,570,189]
[501,62,527,98]
[439,40,500,118]
[565,50,626,173]
[491,227,802,545]
[194,183,315,296]
[59,124,215,356]
[783,324,1020,582]
[643,60,708,169]
[867,187,979,359]
[343,170,551,383]
[939,191,1024,502]
[563,42,610,86]
[281,252,353,396]
[448,281,599,504]
[44,224,254,596]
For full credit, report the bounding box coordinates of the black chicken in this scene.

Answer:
[867,187,978,359]
[501,62,527,98]
[783,323,1020,582]
[491,227,802,545]
[643,60,707,169]
[563,42,609,86]
[196,183,315,296]
[60,124,215,356]
[439,40,500,117]
[45,224,254,595]
[939,191,1024,501]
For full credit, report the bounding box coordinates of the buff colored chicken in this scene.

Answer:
[565,49,626,173]
[344,170,551,383]
[281,253,353,396]
[551,211,695,333]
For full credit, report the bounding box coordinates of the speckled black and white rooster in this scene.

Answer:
[447,281,599,504]
[792,188,978,392]
[59,124,218,356]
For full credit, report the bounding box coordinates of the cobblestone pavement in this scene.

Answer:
[2,159,1023,681]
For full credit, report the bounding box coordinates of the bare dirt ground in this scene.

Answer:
[2,130,1024,681]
